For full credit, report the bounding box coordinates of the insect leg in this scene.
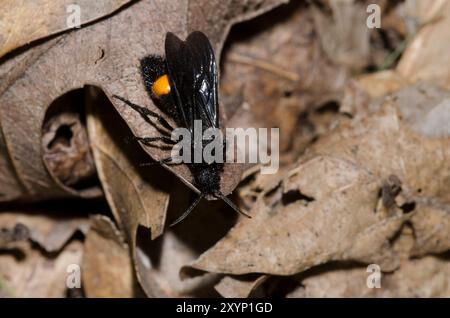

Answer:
[112,95,174,132]
[135,136,176,145]
[169,194,204,227]
[134,137,182,166]
[215,192,252,219]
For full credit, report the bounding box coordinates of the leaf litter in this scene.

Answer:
[1,0,450,298]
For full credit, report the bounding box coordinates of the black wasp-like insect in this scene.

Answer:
[113,31,251,226]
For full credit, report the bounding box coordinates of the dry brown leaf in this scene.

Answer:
[397,0,450,89]
[86,88,171,296]
[339,79,372,117]
[286,255,450,297]
[355,70,409,99]
[401,0,448,26]
[0,210,89,297]
[342,73,447,121]
[214,275,268,298]
[2,0,448,299]
[0,0,131,58]
[0,0,287,204]
[183,154,398,276]
[182,98,450,277]
[0,239,83,297]
[340,84,450,256]
[86,88,170,241]
[237,165,285,211]
[82,215,135,298]
[390,84,450,138]
[0,221,29,250]
[409,202,450,257]
[221,1,348,157]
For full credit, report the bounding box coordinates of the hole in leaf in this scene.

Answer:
[282,189,315,206]
[400,202,416,214]
[283,90,293,98]
[47,124,73,149]
[315,101,340,114]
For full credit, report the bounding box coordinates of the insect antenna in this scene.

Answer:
[214,192,252,219]
[169,194,204,227]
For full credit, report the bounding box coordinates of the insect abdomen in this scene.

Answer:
[152,74,171,97]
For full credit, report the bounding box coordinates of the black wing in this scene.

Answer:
[165,31,219,132]
[187,31,219,129]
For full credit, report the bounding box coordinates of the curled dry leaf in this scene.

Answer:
[182,96,450,277]
[86,88,170,240]
[42,90,101,198]
[86,87,171,296]
[82,215,135,298]
[0,0,287,204]
[0,0,132,58]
